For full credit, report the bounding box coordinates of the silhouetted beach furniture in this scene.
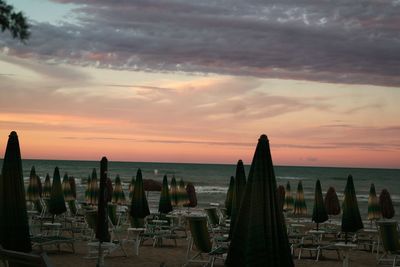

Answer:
[377,220,400,266]
[0,245,53,267]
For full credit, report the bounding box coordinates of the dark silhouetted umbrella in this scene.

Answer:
[69,176,77,200]
[62,173,74,201]
[43,173,52,198]
[170,176,178,207]
[26,166,40,203]
[0,131,32,252]
[379,189,395,219]
[178,179,189,206]
[185,183,197,207]
[229,159,246,239]
[106,177,113,203]
[48,167,67,222]
[112,175,126,205]
[277,185,285,212]
[96,157,111,267]
[312,180,328,230]
[368,183,381,221]
[90,168,99,205]
[226,135,294,266]
[129,176,135,199]
[324,186,340,216]
[224,176,235,218]
[130,169,150,226]
[294,181,307,217]
[341,175,363,243]
[283,181,294,212]
[158,175,173,214]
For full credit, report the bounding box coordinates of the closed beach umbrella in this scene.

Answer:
[229,159,246,239]
[283,181,294,212]
[170,176,178,207]
[62,173,74,201]
[129,176,135,199]
[224,176,235,218]
[48,167,67,221]
[69,176,77,200]
[26,166,40,202]
[90,168,99,205]
[312,180,328,230]
[379,189,395,219]
[96,157,111,266]
[341,175,363,243]
[158,175,173,214]
[130,169,150,222]
[112,175,126,205]
[294,180,307,217]
[85,174,91,204]
[36,174,42,198]
[185,183,197,207]
[226,135,294,267]
[324,186,341,216]
[277,185,285,212]
[43,173,52,198]
[0,131,32,252]
[106,177,113,203]
[368,183,381,221]
[178,179,189,206]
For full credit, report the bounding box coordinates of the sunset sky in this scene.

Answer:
[1,0,400,168]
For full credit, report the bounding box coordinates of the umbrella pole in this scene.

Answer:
[316,223,319,231]
[97,241,104,267]
[345,232,348,244]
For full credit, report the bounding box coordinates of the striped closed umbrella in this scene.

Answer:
[90,168,99,205]
[129,169,150,226]
[185,183,197,207]
[69,176,77,200]
[293,181,307,217]
[48,167,67,222]
[158,175,173,214]
[26,166,40,202]
[170,176,178,207]
[62,173,74,201]
[277,185,285,212]
[341,175,363,243]
[379,189,395,219]
[85,175,91,204]
[43,173,52,198]
[129,176,135,200]
[0,131,32,252]
[224,176,235,218]
[324,186,340,216]
[226,135,294,267]
[312,180,328,230]
[283,181,294,212]
[178,179,189,206]
[112,175,126,205]
[368,183,381,221]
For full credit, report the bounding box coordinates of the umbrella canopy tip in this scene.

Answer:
[9,131,17,137]
[259,134,268,141]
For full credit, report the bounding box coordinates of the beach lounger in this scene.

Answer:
[0,245,53,267]
[31,222,75,253]
[377,220,400,266]
[183,216,227,267]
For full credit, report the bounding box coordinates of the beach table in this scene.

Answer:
[334,242,357,267]
[308,229,326,243]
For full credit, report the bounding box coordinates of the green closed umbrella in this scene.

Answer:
[229,159,246,239]
[112,175,126,205]
[62,173,74,201]
[341,175,363,243]
[69,176,77,200]
[277,185,285,212]
[85,174,91,204]
[324,186,341,216]
[158,175,173,214]
[130,169,150,227]
[283,181,294,212]
[129,176,135,200]
[43,173,52,198]
[226,135,294,267]
[96,157,111,267]
[0,131,32,252]
[224,176,235,218]
[312,180,328,230]
[294,181,307,217]
[379,189,395,219]
[48,167,67,222]
[170,176,178,207]
[90,168,99,205]
[368,183,381,221]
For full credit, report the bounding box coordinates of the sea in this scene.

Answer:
[1,159,399,221]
